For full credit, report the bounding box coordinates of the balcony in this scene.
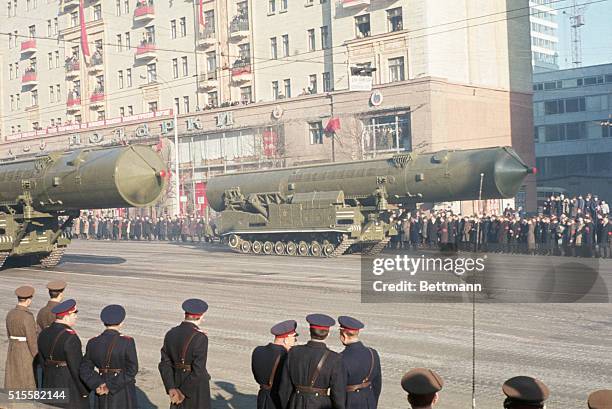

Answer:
[134,3,155,22]
[20,39,37,54]
[62,0,79,10]
[21,71,38,87]
[88,53,104,73]
[340,0,370,8]
[230,61,252,84]
[229,16,249,39]
[197,29,216,48]
[66,94,81,112]
[65,60,80,78]
[90,90,105,108]
[135,42,157,60]
[198,71,218,90]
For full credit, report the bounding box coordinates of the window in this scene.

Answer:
[204,10,215,32]
[49,85,54,102]
[71,11,78,27]
[117,34,123,51]
[180,17,186,37]
[171,20,176,39]
[120,107,125,117]
[363,113,411,153]
[147,63,157,83]
[145,26,155,44]
[307,29,315,51]
[309,74,317,94]
[9,64,13,80]
[47,52,52,69]
[92,3,100,19]
[268,0,275,13]
[97,111,105,121]
[32,122,39,131]
[127,106,133,115]
[208,91,218,107]
[118,70,124,88]
[126,68,132,87]
[238,43,250,61]
[282,34,289,57]
[171,58,178,78]
[206,51,217,73]
[95,75,104,92]
[183,96,190,113]
[280,0,287,10]
[74,115,81,124]
[284,78,291,98]
[240,86,252,103]
[16,94,20,109]
[388,57,405,82]
[54,18,58,35]
[148,101,158,112]
[28,24,35,38]
[47,19,51,36]
[355,14,370,38]
[174,97,180,115]
[309,121,323,144]
[55,51,60,68]
[270,37,278,59]
[387,7,402,32]
[8,33,12,48]
[181,56,188,77]
[272,81,279,100]
[125,32,130,49]
[31,89,38,106]
[10,95,14,110]
[56,84,61,101]
[115,0,120,15]
[123,0,128,14]
[320,26,329,49]
[8,1,11,17]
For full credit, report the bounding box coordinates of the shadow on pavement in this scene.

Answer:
[212,381,257,409]
[62,254,127,265]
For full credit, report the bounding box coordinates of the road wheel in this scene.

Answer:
[240,240,252,253]
[311,241,322,257]
[286,241,297,256]
[228,234,240,249]
[274,241,285,255]
[322,242,335,257]
[252,241,263,254]
[263,241,274,255]
[298,241,310,256]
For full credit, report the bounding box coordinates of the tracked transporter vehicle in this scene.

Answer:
[206,146,533,257]
[0,145,167,268]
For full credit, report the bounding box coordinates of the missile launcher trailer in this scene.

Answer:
[206,146,532,257]
[0,145,167,268]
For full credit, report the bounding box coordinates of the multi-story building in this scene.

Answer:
[533,63,612,202]
[0,0,536,213]
[529,0,559,72]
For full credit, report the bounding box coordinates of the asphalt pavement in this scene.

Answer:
[1,240,611,409]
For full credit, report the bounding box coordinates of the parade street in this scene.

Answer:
[1,240,611,409]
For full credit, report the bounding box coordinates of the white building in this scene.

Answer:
[529,0,559,72]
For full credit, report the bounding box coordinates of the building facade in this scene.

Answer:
[0,0,536,213]
[529,0,559,72]
[533,63,612,202]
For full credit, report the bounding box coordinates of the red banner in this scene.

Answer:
[199,0,204,27]
[79,0,90,57]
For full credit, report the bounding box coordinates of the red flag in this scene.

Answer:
[324,117,341,133]
[198,0,205,27]
[79,0,90,57]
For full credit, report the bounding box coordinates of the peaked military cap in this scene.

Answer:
[338,315,364,331]
[182,298,208,316]
[502,376,549,405]
[306,313,335,329]
[100,304,126,325]
[52,299,78,317]
[15,285,35,298]
[588,390,612,409]
[47,280,67,291]
[401,368,444,395]
[271,320,298,337]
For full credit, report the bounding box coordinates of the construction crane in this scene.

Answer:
[565,0,588,67]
